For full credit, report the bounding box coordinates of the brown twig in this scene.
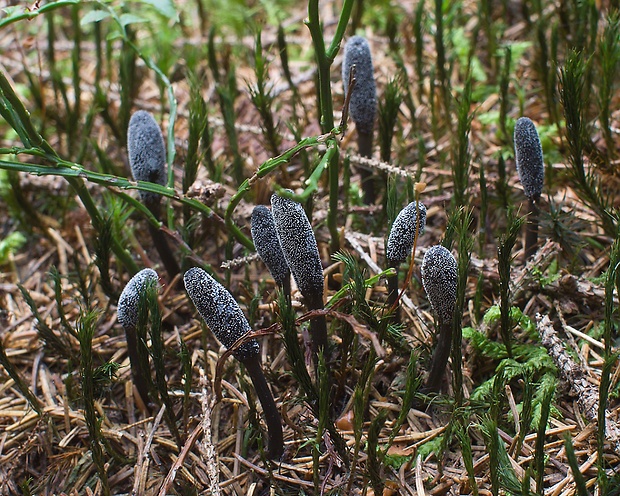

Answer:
[537,314,620,453]
[158,422,204,496]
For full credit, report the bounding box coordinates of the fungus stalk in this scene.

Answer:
[420,245,457,394]
[128,110,180,279]
[514,117,544,259]
[184,267,283,459]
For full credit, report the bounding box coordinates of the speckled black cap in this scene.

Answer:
[514,117,544,200]
[183,267,259,361]
[251,205,291,288]
[117,268,159,330]
[386,201,427,265]
[421,245,457,324]
[342,36,377,135]
[270,194,324,306]
[128,110,167,205]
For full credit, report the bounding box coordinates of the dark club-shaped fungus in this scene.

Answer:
[270,193,327,355]
[251,205,291,299]
[117,268,159,408]
[183,267,283,459]
[420,245,457,394]
[385,201,427,322]
[342,35,377,204]
[128,110,180,279]
[514,117,544,259]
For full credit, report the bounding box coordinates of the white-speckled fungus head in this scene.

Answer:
[184,267,259,361]
[514,117,544,200]
[270,194,324,306]
[118,268,159,330]
[251,205,290,288]
[421,246,457,324]
[342,36,377,135]
[386,201,427,265]
[128,110,167,205]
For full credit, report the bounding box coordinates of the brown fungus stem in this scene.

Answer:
[525,197,540,260]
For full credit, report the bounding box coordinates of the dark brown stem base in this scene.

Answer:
[421,320,453,395]
[310,317,328,355]
[124,325,151,411]
[243,354,284,460]
[386,265,400,324]
[148,223,181,280]
[279,275,292,303]
[525,198,539,260]
[306,295,328,358]
[357,130,375,204]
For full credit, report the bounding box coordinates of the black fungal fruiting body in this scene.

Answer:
[183,267,283,459]
[270,194,327,354]
[342,35,377,203]
[251,205,291,299]
[385,201,427,321]
[127,110,180,278]
[420,245,457,394]
[514,117,544,259]
[514,117,544,201]
[342,36,377,136]
[386,202,427,265]
[117,268,159,407]
[184,267,259,361]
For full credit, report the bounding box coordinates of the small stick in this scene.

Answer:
[158,422,203,496]
[537,314,620,453]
